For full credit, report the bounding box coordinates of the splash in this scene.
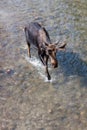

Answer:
[25,55,55,82]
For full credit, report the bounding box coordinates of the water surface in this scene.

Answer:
[0,0,87,130]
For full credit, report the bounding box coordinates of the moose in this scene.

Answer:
[25,22,66,80]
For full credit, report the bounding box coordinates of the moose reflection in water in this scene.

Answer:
[25,22,66,80]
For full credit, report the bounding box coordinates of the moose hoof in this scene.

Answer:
[48,75,51,80]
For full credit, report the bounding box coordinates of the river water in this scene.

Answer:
[0,0,87,130]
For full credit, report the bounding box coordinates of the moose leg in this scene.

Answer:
[45,56,51,80]
[38,51,45,65]
[27,41,31,58]
[38,52,51,80]
[45,66,51,80]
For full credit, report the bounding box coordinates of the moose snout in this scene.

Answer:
[52,61,58,68]
[50,57,58,68]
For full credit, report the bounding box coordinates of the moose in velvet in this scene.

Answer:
[25,22,66,80]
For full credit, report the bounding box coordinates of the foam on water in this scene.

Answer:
[25,55,55,82]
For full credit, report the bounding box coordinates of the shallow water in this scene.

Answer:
[0,0,87,130]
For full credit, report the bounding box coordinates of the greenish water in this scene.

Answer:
[0,0,87,130]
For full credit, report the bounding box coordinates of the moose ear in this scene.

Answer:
[57,42,67,51]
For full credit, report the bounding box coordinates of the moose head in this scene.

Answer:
[44,41,66,68]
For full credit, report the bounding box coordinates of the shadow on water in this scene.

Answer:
[57,51,87,87]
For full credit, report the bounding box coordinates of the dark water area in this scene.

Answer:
[0,0,87,130]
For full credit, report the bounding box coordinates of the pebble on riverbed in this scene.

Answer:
[48,109,53,114]
[6,69,15,75]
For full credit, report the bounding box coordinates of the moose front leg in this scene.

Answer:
[45,56,51,80]
[45,66,51,80]
[38,53,51,80]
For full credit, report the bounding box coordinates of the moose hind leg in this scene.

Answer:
[27,41,31,58]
